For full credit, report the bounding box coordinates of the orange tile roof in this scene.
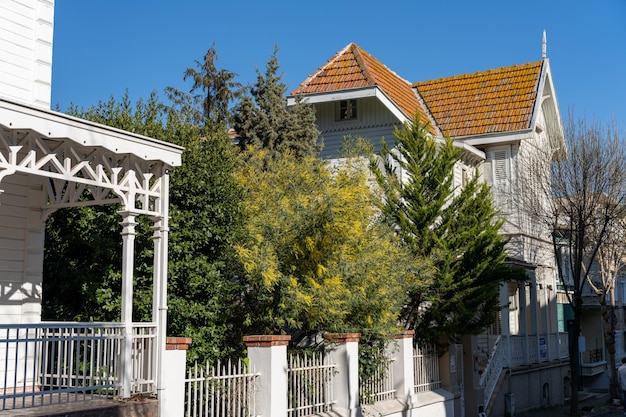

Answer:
[414,61,543,137]
[292,43,433,131]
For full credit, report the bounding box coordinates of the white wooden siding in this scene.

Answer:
[0,0,54,108]
[0,173,46,324]
[314,97,401,159]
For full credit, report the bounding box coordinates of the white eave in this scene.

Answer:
[287,86,411,123]
[452,140,485,161]
[0,97,183,166]
[458,128,534,147]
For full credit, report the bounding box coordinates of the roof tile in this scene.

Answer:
[292,43,433,131]
[415,61,543,137]
[292,43,543,139]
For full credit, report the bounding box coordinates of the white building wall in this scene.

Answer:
[0,0,54,108]
[0,173,46,324]
[314,98,399,159]
[0,173,45,391]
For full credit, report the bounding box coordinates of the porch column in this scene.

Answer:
[519,282,528,364]
[155,169,171,417]
[543,281,553,360]
[151,215,163,403]
[529,275,539,362]
[151,217,162,324]
[119,210,137,399]
[500,282,511,369]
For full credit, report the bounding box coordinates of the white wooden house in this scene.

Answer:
[288,39,569,416]
[0,1,185,415]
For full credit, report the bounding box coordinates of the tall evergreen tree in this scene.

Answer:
[233,46,321,158]
[369,118,516,343]
[165,43,241,129]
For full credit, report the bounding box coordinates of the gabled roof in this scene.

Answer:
[291,43,433,130]
[292,43,547,141]
[415,61,543,138]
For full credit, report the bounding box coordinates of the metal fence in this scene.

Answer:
[359,347,395,404]
[0,322,156,411]
[287,350,336,417]
[185,359,257,417]
[413,344,441,393]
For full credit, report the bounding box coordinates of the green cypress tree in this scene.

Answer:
[370,118,518,343]
[233,46,321,158]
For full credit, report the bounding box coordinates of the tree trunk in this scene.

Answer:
[569,301,582,416]
[601,298,619,400]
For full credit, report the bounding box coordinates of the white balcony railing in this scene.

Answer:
[0,322,156,411]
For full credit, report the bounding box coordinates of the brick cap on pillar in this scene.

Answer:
[324,333,361,343]
[244,335,291,347]
[395,330,415,339]
[166,337,192,350]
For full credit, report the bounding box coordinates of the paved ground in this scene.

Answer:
[518,394,625,417]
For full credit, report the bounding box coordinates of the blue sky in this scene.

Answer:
[51,1,626,132]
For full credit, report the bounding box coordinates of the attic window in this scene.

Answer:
[339,99,357,120]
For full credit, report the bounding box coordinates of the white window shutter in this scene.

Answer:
[490,147,511,211]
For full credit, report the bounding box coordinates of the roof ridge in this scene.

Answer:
[356,44,414,88]
[352,44,376,86]
[295,43,355,92]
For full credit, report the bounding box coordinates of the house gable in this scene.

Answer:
[289,43,435,134]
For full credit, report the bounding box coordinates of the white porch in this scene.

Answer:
[0,97,183,412]
[474,274,570,416]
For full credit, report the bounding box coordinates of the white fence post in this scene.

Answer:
[244,335,291,417]
[391,330,415,403]
[160,337,191,417]
[325,333,361,417]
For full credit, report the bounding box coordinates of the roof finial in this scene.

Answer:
[542,30,547,59]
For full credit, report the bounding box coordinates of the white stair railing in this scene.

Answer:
[478,335,506,410]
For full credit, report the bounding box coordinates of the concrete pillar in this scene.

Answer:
[244,335,291,417]
[391,330,415,403]
[160,337,191,417]
[325,333,361,417]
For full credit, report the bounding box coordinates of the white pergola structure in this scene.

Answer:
[0,97,183,410]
